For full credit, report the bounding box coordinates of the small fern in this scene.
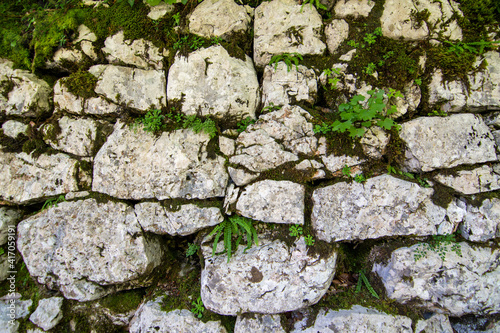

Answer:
[356,271,379,299]
[269,53,303,72]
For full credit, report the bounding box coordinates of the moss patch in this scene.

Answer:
[99,289,145,313]
[62,69,98,99]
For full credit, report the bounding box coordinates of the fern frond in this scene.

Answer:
[212,225,223,257]
[360,271,379,299]
[224,222,232,262]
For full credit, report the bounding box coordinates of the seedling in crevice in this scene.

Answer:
[300,0,327,12]
[323,67,341,89]
[387,165,430,188]
[289,224,303,237]
[414,233,462,262]
[237,117,256,133]
[304,234,315,246]
[363,62,376,75]
[353,174,366,183]
[208,216,258,262]
[41,195,65,211]
[342,165,352,178]
[191,296,205,318]
[134,109,165,133]
[269,53,303,72]
[356,271,379,299]
[262,103,281,113]
[186,243,199,257]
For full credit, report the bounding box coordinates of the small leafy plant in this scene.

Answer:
[208,216,258,262]
[414,233,462,262]
[186,243,200,257]
[353,174,366,183]
[41,195,65,211]
[387,165,430,188]
[182,115,217,138]
[191,296,205,318]
[444,39,499,56]
[427,109,448,117]
[356,271,379,299]
[300,0,327,12]
[262,103,281,113]
[289,225,303,237]
[134,109,165,133]
[269,53,303,72]
[342,165,352,178]
[323,67,341,89]
[237,117,256,133]
[363,63,376,75]
[304,235,315,246]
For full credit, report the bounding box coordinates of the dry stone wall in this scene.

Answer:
[1,0,499,332]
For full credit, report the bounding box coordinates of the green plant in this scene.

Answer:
[414,78,422,86]
[374,27,383,36]
[182,115,217,138]
[208,216,258,262]
[323,67,341,89]
[304,235,315,246]
[41,195,65,211]
[427,109,448,117]
[190,36,203,50]
[347,40,360,48]
[134,109,165,133]
[172,12,181,26]
[191,296,205,319]
[211,36,223,45]
[353,174,366,183]
[300,0,327,12]
[0,248,4,256]
[444,39,499,56]
[363,62,376,75]
[363,33,377,45]
[269,53,303,72]
[289,225,303,237]
[414,233,462,262]
[342,164,352,177]
[146,0,189,6]
[186,243,199,257]
[237,117,256,133]
[356,271,379,299]
[262,103,281,113]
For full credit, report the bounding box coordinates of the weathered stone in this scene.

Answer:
[400,114,497,172]
[0,207,21,246]
[129,297,227,333]
[434,165,500,195]
[0,298,32,333]
[89,64,166,111]
[228,167,260,186]
[321,153,364,174]
[261,62,317,106]
[312,175,445,242]
[223,183,239,214]
[74,24,97,43]
[291,306,412,333]
[53,79,85,114]
[188,0,252,39]
[49,48,84,71]
[461,198,500,242]
[0,59,51,117]
[294,159,326,180]
[29,297,64,331]
[17,199,163,301]
[0,151,91,204]
[253,0,326,67]
[334,0,375,18]
[134,202,223,236]
[93,122,228,200]
[201,236,337,315]
[85,96,121,115]
[415,314,454,333]
[146,2,175,20]
[373,242,500,316]
[236,180,305,224]
[65,191,90,201]
[360,126,390,159]
[2,120,28,139]
[102,31,166,70]
[167,45,259,120]
[325,19,349,54]
[219,136,235,156]
[235,314,285,333]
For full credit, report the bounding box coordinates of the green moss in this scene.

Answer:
[62,69,98,99]
[99,289,144,313]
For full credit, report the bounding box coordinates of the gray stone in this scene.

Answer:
[93,122,228,200]
[134,202,223,236]
[53,79,85,114]
[129,297,227,333]
[65,191,90,201]
[167,46,259,120]
[434,165,500,195]
[312,175,445,242]
[49,48,84,71]
[146,2,175,20]
[223,183,239,214]
[17,199,163,301]
[461,198,500,242]
[253,0,326,67]
[228,167,260,186]
[235,314,285,333]
[415,313,454,333]
[236,180,305,224]
[334,0,375,18]
[261,62,317,106]
[201,236,337,315]
[321,153,364,174]
[373,242,500,316]
[291,306,412,333]
[219,136,235,156]
[89,64,166,111]
[0,151,91,204]
[325,19,349,54]
[400,114,497,172]
[0,207,21,246]
[2,121,28,139]
[85,96,121,115]
[294,159,326,180]
[188,0,252,39]
[29,297,64,331]
[360,126,390,159]
[74,24,97,43]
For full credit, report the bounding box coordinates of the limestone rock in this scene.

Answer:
[228,167,260,186]
[334,0,375,18]
[236,180,305,224]
[415,314,454,333]
[291,306,412,333]
[312,175,445,242]
[434,165,500,195]
[294,159,326,180]
[325,19,349,54]
[93,122,228,200]
[29,297,64,331]
[130,297,227,333]
[17,199,163,301]
[167,45,259,120]
[84,96,122,115]
[89,64,166,111]
[74,24,97,44]
[321,153,364,174]
[0,207,21,246]
[201,236,337,315]
[2,120,28,138]
[189,0,252,39]
[373,242,500,316]
[0,151,91,204]
[102,31,166,70]
[253,0,326,67]
[461,198,500,242]
[400,114,497,172]
[0,298,33,333]
[49,48,84,71]
[219,136,235,156]
[0,59,51,117]
[134,202,223,236]
[360,126,390,159]
[235,314,285,333]
[261,62,317,106]
[53,79,85,114]
[146,2,175,20]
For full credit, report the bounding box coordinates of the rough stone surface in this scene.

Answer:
[29,297,64,331]
[400,114,497,172]
[0,299,32,333]
[2,120,28,139]
[219,136,235,156]
[461,198,500,242]
[53,79,84,114]
[228,167,260,186]
[0,151,91,204]
[49,48,84,70]
[129,297,227,333]
[334,0,375,18]
[415,314,454,333]
[0,207,21,246]
[261,62,317,106]
[189,0,252,39]
[235,314,285,333]
[291,306,412,333]
[236,180,305,224]
[0,59,51,117]
[93,122,228,200]
[146,2,175,20]
[134,202,223,236]
[253,0,326,67]
[321,153,364,174]
[201,236,337,315]
[89,64,166,111]
[325,19,349,54]
[312,175,445,242]
[373,242,500,316]
[434,165,500,195]
[85,96,121,115]
[102,31,166,69]
[294,159,326,180]
[168,46,258,120]
[360,126,390,159]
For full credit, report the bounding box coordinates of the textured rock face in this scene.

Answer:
[321,153,364,173]
[0,208,21,246]
[434,165,500,195]
[373,242,500,316]
[0,59,51,117]
[2,120,27,138]
[415,314,454,333]
[325,19,349,54]
[236,180,305,224]
[461,198,500,242]
[0,152,91,204]
[167,45,259,120]
[234,314,285,333]
[134,202,223,236]
[17,199,163,301]
[129,297,227,333]
[89,65,166,111]
[189,0,252,39]
[253,0,326,67]
[29,297,64,331]
[201,237,337,315]
[93,122,228,200]
[333,0,375,18]
[400,114,497,172]
[291,306,412,333]
[312,175,445,242]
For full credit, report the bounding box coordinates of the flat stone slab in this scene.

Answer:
[434,165,500,195]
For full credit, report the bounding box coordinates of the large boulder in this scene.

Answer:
[167,45,259,120]
[17,199,163,301]
[93,122,228,200]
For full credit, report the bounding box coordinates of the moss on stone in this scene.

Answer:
[62,69,98,99]
[99,289,145,314]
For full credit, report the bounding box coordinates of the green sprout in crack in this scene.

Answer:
[208,216,258,262]
[269,53,303,72]
[289,224,303,237]
[186,243,200,257]
[356,271,379,299]
[304,234,315,246]
[191,296,205,318]
[41,195,65,212]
